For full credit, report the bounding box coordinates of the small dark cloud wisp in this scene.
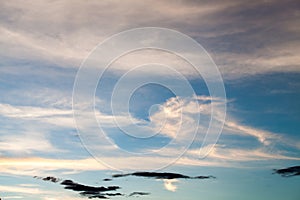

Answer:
[111,171,215,180]
[273,166,300,177]
[128,192,150,197]
[33,176,61,183]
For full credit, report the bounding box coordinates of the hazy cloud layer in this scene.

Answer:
[0,0,299,78]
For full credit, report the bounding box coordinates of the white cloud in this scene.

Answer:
[0,103,73,118]
[0,93,298,172]
[0,185,44,194]
[188,145,300,162]
[2,196,23,199]
[163,179,179,192]
[0,184,83,200]
[224,121,277,146]
[149,95,297,150]
[0,102,143,129]
[0,131,60,154]
[0,157,106,176]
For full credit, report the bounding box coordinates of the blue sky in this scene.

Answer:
[0,0,300,199]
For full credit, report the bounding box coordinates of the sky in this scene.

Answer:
[0,0,300,199]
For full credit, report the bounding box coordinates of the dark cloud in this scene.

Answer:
[33,176,61,183]
[273,166,300,177]
[61,179,120,192]
[35,176,123,199]
[61,180,122,199]
[35,172,215,198]
[128,192,150,197]
[35,176,150,199]
[111,171,215,180]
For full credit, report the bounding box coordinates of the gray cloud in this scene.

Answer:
[0,0,299,79]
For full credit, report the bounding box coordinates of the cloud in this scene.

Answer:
[149,95,285,149]
[34,176,61,183]
[60,180,122,199]
[128,192,150,197]
[0,0,299,79]
[0,185,45,195]
[223,117,300,150]
[109,171,214,193]
[0,103,75,128]
[152,95,300,155]
[149,95,224,140]
[188,145,300,162]
[36,173,212,198]
[36,176,151,199]
[273,166,300,177]
[0,157,107,176]
[1,94,299,174]
[224,121,277,146]
[163,179,178,192]
[1,196,23,199]
[0,102,144,129]
[0,130,60,155]
[0,0,234,69]
[0,93,299,174]
[111,171,215,180]
[0,183,96,200]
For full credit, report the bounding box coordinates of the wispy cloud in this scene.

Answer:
[0,157,106,176]
[0,0,299,78]
[188,145,300,162]
[0,185,45,195]
[1,93,299,174]
[0,184,84,200]
[0,131,60,154]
